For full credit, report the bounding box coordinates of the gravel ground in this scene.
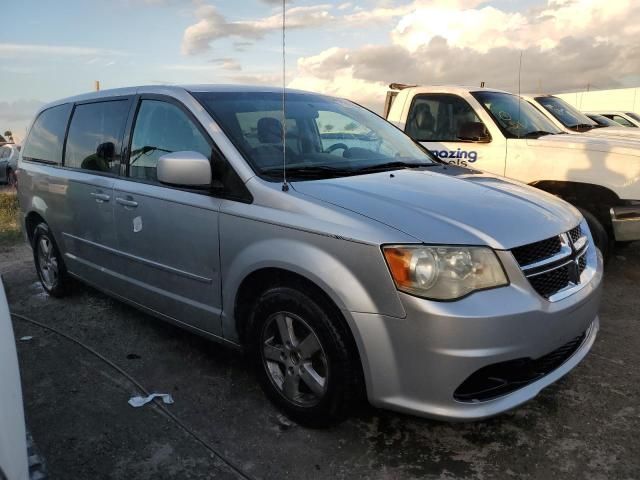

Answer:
[2,241,639,480]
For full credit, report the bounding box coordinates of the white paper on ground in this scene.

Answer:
[20,336,33,341]
[128,393,174,408]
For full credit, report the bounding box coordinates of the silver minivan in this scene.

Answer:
[17,85,603,426]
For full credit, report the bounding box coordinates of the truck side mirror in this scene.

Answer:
[457,122,491,143]
[157,151,212,188]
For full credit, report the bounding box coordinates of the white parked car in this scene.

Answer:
[0,278,29,480]
[0,144,20,186]
[525,95,640,140]
[586,111,640,128]
[385,85,640,255]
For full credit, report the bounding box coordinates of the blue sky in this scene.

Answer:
[1,0,638,140]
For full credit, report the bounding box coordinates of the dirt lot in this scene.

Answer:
[1,239,639,480]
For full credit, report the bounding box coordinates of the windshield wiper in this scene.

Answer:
[521,130,556,138]
[351,161,437,173]
[261,161,436,180]
[261,165,353,179]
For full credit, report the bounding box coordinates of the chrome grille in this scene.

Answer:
[512,225,589,301]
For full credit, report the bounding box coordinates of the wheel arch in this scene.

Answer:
[24,211,47,245]
[234,267,346,345]
[529,180,619,230]
[222,238,403,346]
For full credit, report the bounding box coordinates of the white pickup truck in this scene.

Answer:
[384,84,640,254]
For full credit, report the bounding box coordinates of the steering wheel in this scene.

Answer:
[326,143,349,154]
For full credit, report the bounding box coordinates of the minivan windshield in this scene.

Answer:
[193,91,437,181]
[472,91,563,138]
[534,96,597,131]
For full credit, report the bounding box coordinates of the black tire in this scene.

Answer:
[32,223,70,297]
[579,209,610,262]
[247,285,363,428]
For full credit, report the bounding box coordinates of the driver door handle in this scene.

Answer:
[91,192,111,203]
[116,197,138,208]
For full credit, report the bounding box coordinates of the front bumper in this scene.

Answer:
[611,205,640,241]
[347,246,603,421]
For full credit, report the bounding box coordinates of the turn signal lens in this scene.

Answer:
[382,245,508,300]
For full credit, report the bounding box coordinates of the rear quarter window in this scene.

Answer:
[22,103,72,164]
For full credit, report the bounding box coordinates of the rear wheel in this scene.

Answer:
[33,223,69,297]
[247,285,362,427]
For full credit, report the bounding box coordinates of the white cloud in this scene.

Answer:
[0,43,127,58]
[291,0,640,111]
[182,4,334,55]
[0,99,45,142]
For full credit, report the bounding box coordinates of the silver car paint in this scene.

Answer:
[17,85,602,420]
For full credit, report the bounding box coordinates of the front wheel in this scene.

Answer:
[579,209,610,263]
[33,223,70,297]
[247,286,362,427]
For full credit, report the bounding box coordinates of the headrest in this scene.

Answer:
[257,117,283,144]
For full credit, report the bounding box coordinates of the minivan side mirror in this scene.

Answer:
[457,122,491,143]
[157,151,212,187]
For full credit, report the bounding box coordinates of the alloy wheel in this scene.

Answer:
[37,236,59,290]
[261,312,328,407]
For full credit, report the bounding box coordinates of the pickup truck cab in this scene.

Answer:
[385,85,640,253]
[524,95,640,140]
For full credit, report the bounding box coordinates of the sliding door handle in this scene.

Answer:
[91,192,110,203]
[116,197,138,208]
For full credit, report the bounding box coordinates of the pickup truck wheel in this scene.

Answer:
[579,209,610,262]
[33,223,70,297]
[247,286,361,427]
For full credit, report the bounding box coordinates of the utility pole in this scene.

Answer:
[95,80,100,92]
[480,81,485,88]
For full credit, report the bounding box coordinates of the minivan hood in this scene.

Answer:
[527,132,640,157]
[292,167,580,250]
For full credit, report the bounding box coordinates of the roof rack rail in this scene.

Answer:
[389,83,417,91]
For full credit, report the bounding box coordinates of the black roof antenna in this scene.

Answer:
[281,0,289,192]
[517,50,523,139]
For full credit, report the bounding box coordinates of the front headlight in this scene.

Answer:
[382,245,508,300]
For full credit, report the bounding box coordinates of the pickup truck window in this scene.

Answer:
[472,91,562,139]
[625,112,640,123]
[194,91,437,181]
[405,94,489,142]
[610,115,637,127]
[587,114,619,127]
[534,96,597,132]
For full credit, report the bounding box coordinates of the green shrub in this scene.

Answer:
[0,190,22,246]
